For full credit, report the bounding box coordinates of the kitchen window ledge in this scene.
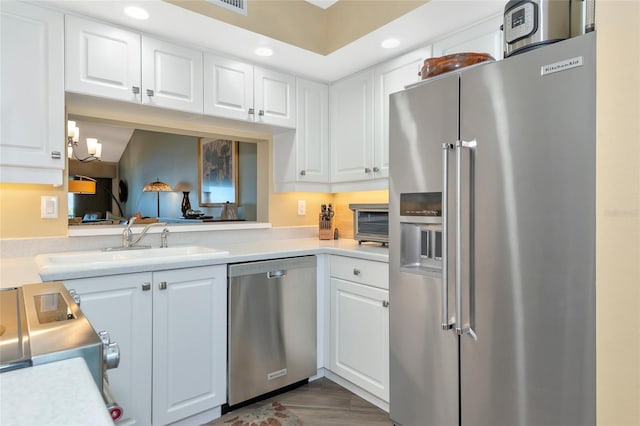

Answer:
[67,221,272,237]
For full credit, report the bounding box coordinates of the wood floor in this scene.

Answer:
[213,378,393,425]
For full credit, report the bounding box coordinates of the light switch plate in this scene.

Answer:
[41,196,58,219]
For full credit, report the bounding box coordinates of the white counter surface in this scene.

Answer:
[33,237,389,281]
[0,357,114,426]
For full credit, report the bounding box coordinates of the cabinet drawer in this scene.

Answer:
[330,256,388,290]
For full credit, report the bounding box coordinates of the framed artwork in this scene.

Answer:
[198,138,238,206]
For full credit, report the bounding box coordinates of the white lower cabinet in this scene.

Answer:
[63,265,226,426]
[151,267,227,425]
[329,256,389,402]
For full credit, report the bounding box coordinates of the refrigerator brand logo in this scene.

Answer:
[541,56,583,76]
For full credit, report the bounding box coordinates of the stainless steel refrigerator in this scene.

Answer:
[389,32,595,426]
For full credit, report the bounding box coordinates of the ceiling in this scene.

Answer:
[304,0,339,9]
[52,0,505,162]
[46,0,504,83]
[69,118,134,163]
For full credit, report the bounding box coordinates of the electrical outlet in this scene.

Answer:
[297,200,306,216]
[41,196,58,219]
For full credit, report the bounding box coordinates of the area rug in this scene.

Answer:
[207,401,303,426]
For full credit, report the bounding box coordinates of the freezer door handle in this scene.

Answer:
[441,142,454,331]
[455,140,477,337]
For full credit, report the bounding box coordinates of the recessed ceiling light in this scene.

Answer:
[381,38,400,49]
[255,47,274,57]
[124,6,149,20]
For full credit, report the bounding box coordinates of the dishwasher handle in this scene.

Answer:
[267,270,287,279]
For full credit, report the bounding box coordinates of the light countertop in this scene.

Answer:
[2,237,389,285]
[0,357,114,426]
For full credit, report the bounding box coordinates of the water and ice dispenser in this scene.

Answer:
[400,192,443,273]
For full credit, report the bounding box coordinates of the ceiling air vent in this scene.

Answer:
[204,0,247,16]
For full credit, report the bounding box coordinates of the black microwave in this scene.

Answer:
[349,204,389,245]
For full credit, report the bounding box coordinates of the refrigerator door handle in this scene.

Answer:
[441,142,454,330]
[455,139,477,338]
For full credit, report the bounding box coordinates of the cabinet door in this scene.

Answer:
[152,265,227,426]
[296,78,329,183]
[64,273,153,426]
[254,67,296,128]
[0,1,64,184]
[330,277,389,401]
[374,47,432,179]
[330,70,374,183]
[65,15,141,103]
[204,54,254,121]
[432,14,503,60]
[142,36,203,114]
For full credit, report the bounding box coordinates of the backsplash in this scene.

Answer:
[332,190,388,238]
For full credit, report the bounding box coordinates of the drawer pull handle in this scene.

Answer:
[142,283,151,291]
[353,268,361,276]
[159,281,167,290]
[382,300,389,308]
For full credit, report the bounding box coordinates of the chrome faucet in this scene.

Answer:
[122,217,137,247]
[160,228,170,248]
[122,217,168,248]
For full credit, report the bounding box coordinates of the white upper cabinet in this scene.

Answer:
[295,78,329,183]
[204,54,254,121]
[65,15,141,103]
[330,70,374,183]
[65,15,203,114]
[273,78,329,192]
[373,47,432,180]
[329,47,431,187]
[254,66,296,128]
[0,1,64,184]
[432,14,504,60]
[141,36,203,114]
[204,56,296,128]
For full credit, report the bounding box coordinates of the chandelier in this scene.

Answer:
[67,120,102,162]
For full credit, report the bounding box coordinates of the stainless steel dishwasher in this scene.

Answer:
[227,256,317,407]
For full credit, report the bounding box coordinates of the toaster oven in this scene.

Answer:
[349,203,389,245]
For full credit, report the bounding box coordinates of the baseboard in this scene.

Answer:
[309,368,326,382]
[168,406,221,426]
[168,369,387,425]
[322,369,389,413]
